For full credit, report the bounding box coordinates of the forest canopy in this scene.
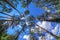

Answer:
[0,0,60,40]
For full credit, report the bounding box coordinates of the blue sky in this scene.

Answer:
[6,2,46,40]
[0,0,60,40]
[6,1,45,33]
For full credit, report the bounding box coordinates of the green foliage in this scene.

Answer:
[0,21,4,35]
[24,10,30,15]
[1,33,15,40]
[0,0,19,13]
[0,1,12,13]
[56,36,60,40]
[20,0,32,8]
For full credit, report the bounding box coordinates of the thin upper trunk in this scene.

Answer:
[45,18,60,22]
[38,18,60,23]
[15,26,26,40]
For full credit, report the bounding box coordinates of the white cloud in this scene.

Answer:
[52,24,60,36]
[36,21,58,40]
[36,21,52,30]
[26,22,29,26]
[45,25,59,40]
[47,9,51,12]
[23,35,30,40]
[45,34,54,40]
[22,21,60,40]
[45,24,60,40]
[21,17,25,20]
[17,25,22,28]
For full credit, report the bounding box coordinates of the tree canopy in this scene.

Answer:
[0,0,60,40]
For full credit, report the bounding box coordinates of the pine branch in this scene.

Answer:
[3,0,20,14]
[0,16,11,19]
[0,12,12,17]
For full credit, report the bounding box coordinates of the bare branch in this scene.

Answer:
[3,0,20,14]
[36,24,59,38]
[15,25,26,40]
[0,12,12,17]
[0,16,11,18]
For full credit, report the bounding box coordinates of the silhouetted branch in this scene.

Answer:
[37,14,60,22]
[44,18,60,22]
[36,24,59,38]
[0,12,12,17]
[3,0,20,14]
[0,16,11,18]
[0,19,18,21]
